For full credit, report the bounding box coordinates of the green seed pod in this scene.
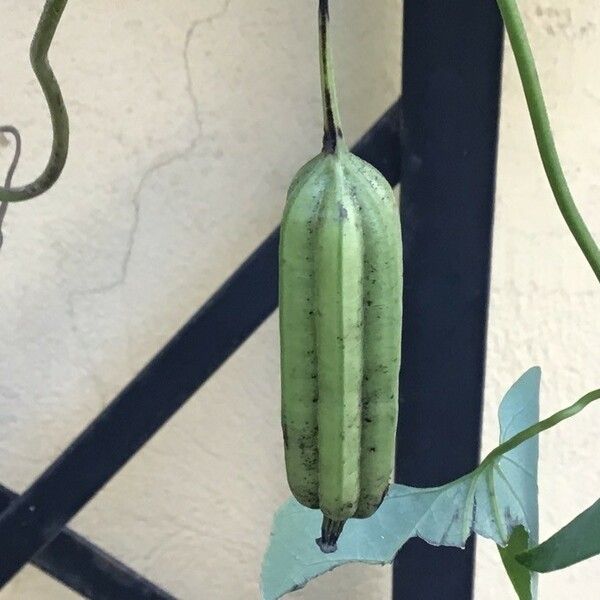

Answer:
[279,0,403,552]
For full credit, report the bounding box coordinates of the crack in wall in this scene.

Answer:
[65,0,233,396]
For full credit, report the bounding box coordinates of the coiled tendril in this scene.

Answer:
[0,126,22,250]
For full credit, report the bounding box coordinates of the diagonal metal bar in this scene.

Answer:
[0,485,175,599]
[0,100,402,587]
[393,1,504,599]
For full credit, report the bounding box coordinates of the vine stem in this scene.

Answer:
[480,388,600,470]
[0,126,23,250]
[0,0,69,202]
[497,0,600,281]
[318,0,346,153]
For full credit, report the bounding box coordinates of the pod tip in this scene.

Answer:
[316,517,345,554]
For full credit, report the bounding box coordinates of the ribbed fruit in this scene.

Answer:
[279,0,402,552]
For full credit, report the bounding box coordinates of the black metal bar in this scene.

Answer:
[0,100,403,586]
[393,2,504,600]
[0,485,174,599]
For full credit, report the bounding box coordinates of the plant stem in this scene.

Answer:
[0,127,22,251]
[480,388,600,469]
[497,0,600,281]
[318,0,345,153]
[0,0,69,202]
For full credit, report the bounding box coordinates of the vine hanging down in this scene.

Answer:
[0,126,22,253]
[0,0,70,203]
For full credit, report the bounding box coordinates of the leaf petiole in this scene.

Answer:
[480,388,600,471]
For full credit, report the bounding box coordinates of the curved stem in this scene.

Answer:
[0,127,23,250]
[318,0,346,153]
[0,126,22,189]
[0,0,69,203]
[480,388,600,469]
[497,0,600,281]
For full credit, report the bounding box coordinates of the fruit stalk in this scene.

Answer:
[318,0,345,153]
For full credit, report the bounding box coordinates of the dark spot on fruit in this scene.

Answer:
[282,423,289,448]
[365,417,372,423]
[369,447,376,452]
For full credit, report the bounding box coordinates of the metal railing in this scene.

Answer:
[0,0,503,597]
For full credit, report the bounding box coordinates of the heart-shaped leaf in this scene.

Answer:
[261,368,541,600]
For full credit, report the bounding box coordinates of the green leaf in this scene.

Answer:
[489,367,540,600]
[499,526,535,600]
[516,498,600,572]
[261,368,541,600]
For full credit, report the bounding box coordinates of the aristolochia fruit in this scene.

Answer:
[279,0,403,552]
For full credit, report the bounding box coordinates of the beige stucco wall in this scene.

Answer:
[476,2,600,598]
[0,1,597,599]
